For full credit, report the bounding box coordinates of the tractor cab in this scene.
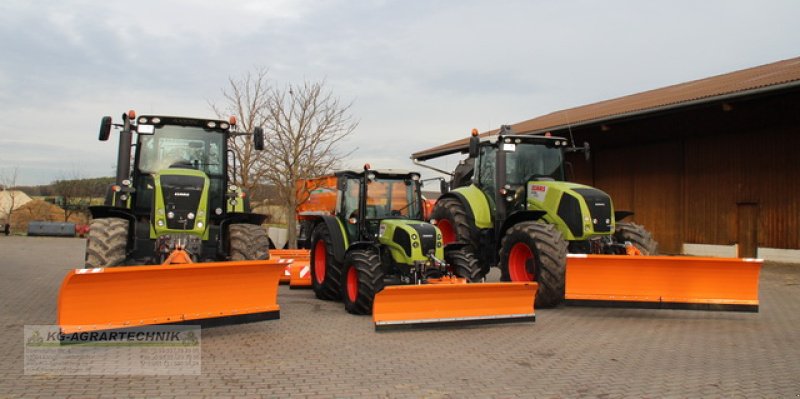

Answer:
[132,116,232,220]
[469,131,570,214]
[335,167,424,243]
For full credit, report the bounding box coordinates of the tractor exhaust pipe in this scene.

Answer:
[114,112,134,207]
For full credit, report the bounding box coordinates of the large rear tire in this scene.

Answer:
[445,247,483,282]
[614,222,658,255]
[310,223,344,300]
[499,222,567,308]
[341,249,384,315]
[85,218,129,268]
[430,198,487,277]
[430,198,476,247]
[229,224,271,260]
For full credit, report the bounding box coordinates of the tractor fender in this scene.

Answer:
[305,215,349,264]
[88,205,136,224]
[497,210,547,250]
[614,210,634,222]
[443,185,493,229]
[346,242,381,257]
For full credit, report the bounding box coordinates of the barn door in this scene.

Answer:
[737,202,758,258]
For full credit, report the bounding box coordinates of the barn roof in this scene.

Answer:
[412,56,800,161]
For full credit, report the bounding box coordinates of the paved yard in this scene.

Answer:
[1,236,799,398]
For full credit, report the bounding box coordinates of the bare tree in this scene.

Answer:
[209,67,271,196]
[262,81,358,248]
[0,167,20,233]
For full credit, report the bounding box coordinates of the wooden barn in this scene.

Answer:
[418,57,800,261]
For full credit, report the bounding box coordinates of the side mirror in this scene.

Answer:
[99,116,112,141]
[583,141,591,162]
[468,134,479,159]
[253,127,265,151]
[440,179,449,194]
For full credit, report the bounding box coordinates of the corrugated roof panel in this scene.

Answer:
[413,56,800,161]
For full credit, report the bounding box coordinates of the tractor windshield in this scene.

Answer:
[365,177,422,220]
[505,142,565,184]
[137,125,225,176]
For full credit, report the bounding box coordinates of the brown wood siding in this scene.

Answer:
[558,89,800,252]
[684,127,800,250]
[592,143,684,253]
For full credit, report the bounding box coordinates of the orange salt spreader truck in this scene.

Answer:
[411,126,761,312]
[57,111,286,334]
[295,166,538,329]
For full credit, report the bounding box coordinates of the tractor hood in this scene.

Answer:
[378,219,444,264]
[526,181,615,241]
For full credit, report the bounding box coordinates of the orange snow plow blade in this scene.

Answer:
[58,259,285,334]
[271,249,310,284]
[373,281,537,330]
[289,261,312,288]
[565,255,762,311]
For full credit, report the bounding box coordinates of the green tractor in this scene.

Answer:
[299,166,482,315]
[417,126,657,307]
[86,110,271,267]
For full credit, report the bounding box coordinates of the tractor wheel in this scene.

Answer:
[445,247,483,282]
[341,249,385,315]
[430,198,487,276]
[310,223,344,301]
[615,222,658,255]
[499,222,567,308]
[85,217,129,268]
[430,198,476,248]
[229,224,271,260]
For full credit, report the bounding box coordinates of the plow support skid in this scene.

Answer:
[565,255,762,311]
[289,262,312,288]
[270,249,312,288]
[373,282,537,330]
[271,249,309,284]
[58,260,285,334]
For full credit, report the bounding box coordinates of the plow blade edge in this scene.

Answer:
[373,282,537,330]
[58,260,285,334]
[565,255,762,311]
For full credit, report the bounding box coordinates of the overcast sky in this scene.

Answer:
[1,0,798,185]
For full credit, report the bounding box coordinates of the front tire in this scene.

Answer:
[85,217,129,268]
[310,223,344,300]
[229,224,271,260]
[445,247,483,282]
[614,222,658,255]
[341,249,384,315]
[499,222,567,308]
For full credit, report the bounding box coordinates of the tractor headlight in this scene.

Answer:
[187,212,195,220]
[411,234,418,240]
[215,208,223,215]
[437,241,442,248]
[412,242,419,248]
[167,211,175,219]
[505,195,514,202]
[157,220,165,227]
[197,221,204,228]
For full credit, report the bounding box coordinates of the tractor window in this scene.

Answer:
[365,178,421,220]
[478,146,497,208]
[505,143,565,184]
[137,125,225,177]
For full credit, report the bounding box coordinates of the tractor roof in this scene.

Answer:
[137,115,232,131]
[411,133,568,161]
[335,169,420,178]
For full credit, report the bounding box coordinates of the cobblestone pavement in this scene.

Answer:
[1,236,799,398]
